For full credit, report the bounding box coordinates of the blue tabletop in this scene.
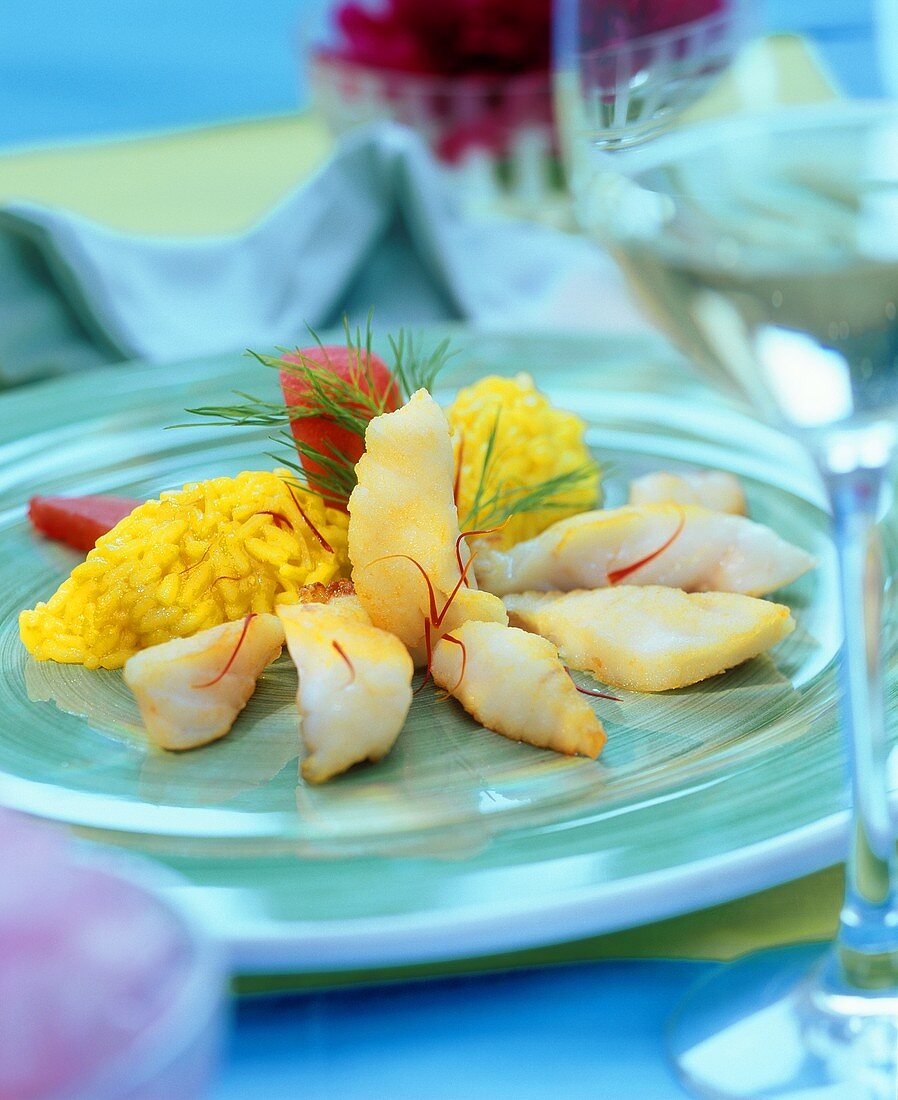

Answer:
[215,961,716,1099]
[0,2,887,1098]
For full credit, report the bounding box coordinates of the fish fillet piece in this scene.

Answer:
[628,470,746,514]
[430,620,606,759]
[277,600,414,783]
[476,503,813,597]
[348,389,506,663]
[505,587,795,692]
[123,613,285,750]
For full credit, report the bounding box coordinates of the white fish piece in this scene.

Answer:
[505,587,795,692]
[277,599,414,783]
[476,503,814,598]
[429,619,606,759]
[123,613,285,750]
[628,470,747,515]
[348,388,506,664]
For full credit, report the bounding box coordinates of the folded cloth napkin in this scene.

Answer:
[0,34,840,388]
[0,125,644,387]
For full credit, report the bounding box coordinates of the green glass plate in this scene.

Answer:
[0,329,887,974]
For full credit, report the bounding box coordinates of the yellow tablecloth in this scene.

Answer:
[0,113,334,236]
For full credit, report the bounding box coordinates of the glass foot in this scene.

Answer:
[667,944,898,1098]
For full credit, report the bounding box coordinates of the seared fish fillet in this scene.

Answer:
[628,470,746,515]
[505,586,795,692]
[123,613,285,750]
[348,389,506,665]
[278,597,414,783]
[430,619,606,759]
[476,504,814,598]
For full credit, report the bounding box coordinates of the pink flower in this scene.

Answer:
[320,0,727,165]
[328,0,725,77]
[330,0,550,76]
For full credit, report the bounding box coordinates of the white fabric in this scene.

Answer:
[1,126,647,362]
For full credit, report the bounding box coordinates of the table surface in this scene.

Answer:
[219,960,717,1099]
[0,2,889,1097]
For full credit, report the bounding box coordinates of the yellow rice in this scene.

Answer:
[20,470,349,669]
[447,373,600,548]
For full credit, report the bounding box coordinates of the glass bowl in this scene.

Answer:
[0,811,226,1100]
[308,51,563,221]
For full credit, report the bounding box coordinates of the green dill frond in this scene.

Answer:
[462,462,599,531]
[265,432,358,504]
[179,316,458,508]
[390,330,455,398]
[181,392,290,428]
[252,348,389,428]
[456,398,600,531]
[461,407,503,530]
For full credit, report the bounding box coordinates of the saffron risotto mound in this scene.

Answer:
[20,471,349,670]
[447,373,600,548]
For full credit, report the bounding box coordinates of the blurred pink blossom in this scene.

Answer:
[330,0,552,76]
[328,0,725,77]
[320,0,726,165]
[0,809,191,1098]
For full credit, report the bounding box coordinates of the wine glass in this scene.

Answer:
[553,0,748,195]
[570,96,898,1096]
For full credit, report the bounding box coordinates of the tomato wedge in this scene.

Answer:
[280,345,401,507]
[28,495,142,553]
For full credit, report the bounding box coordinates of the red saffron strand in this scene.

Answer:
[331,639,355,684]
[364,554,475,690]
[178,544,211,576]
[257,510,293,531]
[194,613,257,689]
[366,551,476,628]
[209,575,241,588]
[433,553,478,627]
[565,667,620,701]
[286,484,334,554]
[607,507,686,586]
[414,618,434,695]
[440,632,468,694]
[575,684,621,701]
[369,553,442,627]
[454,517,510,582]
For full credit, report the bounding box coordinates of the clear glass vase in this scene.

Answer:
[308,51,564,222]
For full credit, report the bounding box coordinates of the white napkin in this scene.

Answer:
[0,125,645,376]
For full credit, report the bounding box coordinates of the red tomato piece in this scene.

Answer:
[28,495,142,553]
[280,345,401,507]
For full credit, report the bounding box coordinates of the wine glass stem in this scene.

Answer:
[824,461,898,990]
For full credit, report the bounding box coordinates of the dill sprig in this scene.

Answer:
[459,407,599,532]
[183,315,457,504]
[187,316,455,432]
[463,463,600,531]
[390,330,456,397]
[183,315,598,528]
[265,433,359,505]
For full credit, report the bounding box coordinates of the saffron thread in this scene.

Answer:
[194,613,257,689]
[608,507,685,586]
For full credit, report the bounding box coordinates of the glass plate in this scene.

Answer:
[0,329,887,972]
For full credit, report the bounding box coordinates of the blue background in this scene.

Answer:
[0,0,882,149]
